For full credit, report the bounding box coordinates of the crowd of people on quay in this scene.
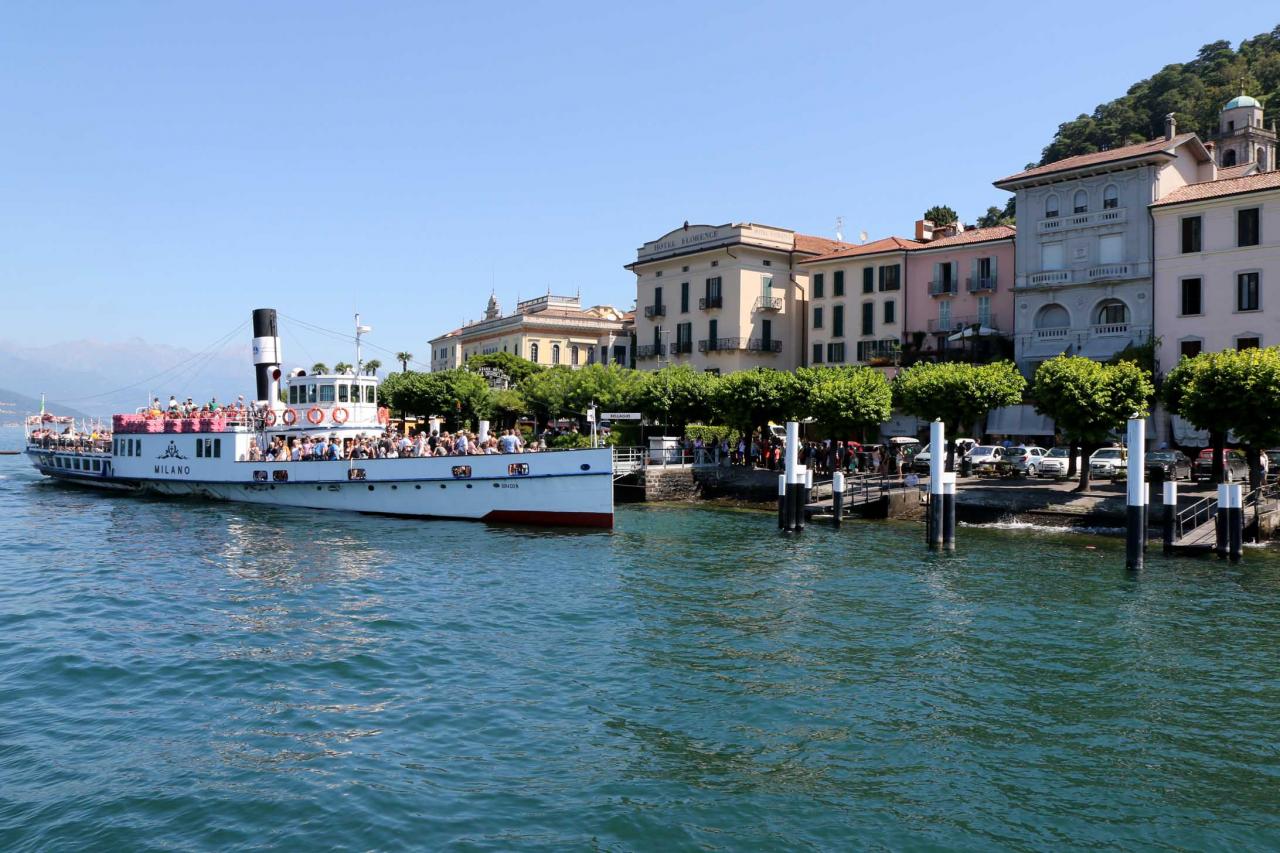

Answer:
[676,433,913,476]
[245,428,549,462]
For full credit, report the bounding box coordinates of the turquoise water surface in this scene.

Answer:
[2,440,1280,851]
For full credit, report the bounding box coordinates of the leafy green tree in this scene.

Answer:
[893,361,1026,469]
[563,364,643,420]
[976,198,1016,228]
[638,365,717,429]
[923,205,958,226]
[794,366,892,440]
[465,351,545,385]
[1164,347,1280,487]
[378,369,490,430]
[711,368,801,438]
[488,387,527,428]
[364,359,381,376]
[310,362,328,375]
[519,366,576,429]
[396,351,414,372]
[1033,356,1154,491]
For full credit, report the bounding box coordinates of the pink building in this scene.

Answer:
[904,222,1016,359]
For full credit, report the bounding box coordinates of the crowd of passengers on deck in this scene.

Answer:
[245,428,543,462]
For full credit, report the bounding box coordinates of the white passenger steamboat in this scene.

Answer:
[24,309,614,528]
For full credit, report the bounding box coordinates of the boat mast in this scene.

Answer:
[355,313,372,376]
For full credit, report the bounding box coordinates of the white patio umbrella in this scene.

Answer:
[946,325,999,342]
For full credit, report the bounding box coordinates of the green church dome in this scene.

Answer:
[1225,95,1262,110]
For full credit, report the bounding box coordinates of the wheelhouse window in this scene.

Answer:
[365,385,377,404]
[289,386,299,404]
[307,385,318,404]
[319,385,335,403]
[338,384,349,403]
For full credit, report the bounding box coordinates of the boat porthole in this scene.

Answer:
[391,485,397,490]
[493,483,500,488]
[439,484,446,489]
[415,484,421,490]
[368,485,375,491]
[580,464,591,471]
[316,486,322,491]
[466,484,472,489]
[270,485,275,490]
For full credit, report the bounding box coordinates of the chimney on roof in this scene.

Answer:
[915,219,934,242]
[1165,112,1177,141]
[1204,141,1218,180]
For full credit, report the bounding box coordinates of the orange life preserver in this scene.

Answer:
[264,410,277,427]
[331,407,349,425]
[282,409,298,426]
[377,407,389,425]
[306,407,324,425]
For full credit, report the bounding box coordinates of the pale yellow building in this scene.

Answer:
[428,293,632,372]
[626,222,851,373]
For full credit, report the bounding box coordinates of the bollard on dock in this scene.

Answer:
[783,422,800,534]
[1125,416,1145,571]
[1215,483,1229,559]
[1227,483,1243,562]
[777,474,787,531]
[942,472,956,552]
[832,471,845,527]
[1162,480,1177,554]
[928,419,944,550]
[794,464,807,533]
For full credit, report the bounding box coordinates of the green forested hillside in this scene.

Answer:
[1039,25,1280,165]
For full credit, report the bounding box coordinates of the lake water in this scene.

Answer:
[2,434,1280,850]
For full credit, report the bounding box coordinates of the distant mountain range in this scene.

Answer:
[0,338,250,418]
[0,388,92,422]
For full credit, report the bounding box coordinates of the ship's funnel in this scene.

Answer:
[251,308,282,406]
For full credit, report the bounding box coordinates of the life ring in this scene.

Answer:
[331,407,349,425]
[306,407,324,425]
[377,407,389,425]
[282,409,298,426]
[264,410,277,427]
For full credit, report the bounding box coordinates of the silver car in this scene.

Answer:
[1038,446,1079,478]
[1089,447,1127,479]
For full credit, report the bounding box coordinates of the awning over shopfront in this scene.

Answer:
[985,404,1055,437]
[879,411,921,437]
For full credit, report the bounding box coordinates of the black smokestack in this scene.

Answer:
[251,308,281,404]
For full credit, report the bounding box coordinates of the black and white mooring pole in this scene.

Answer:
[803,465,813,518]
[1225,483,1244,562]
[1125,416,1145,570]
[1162,480,1177,554]
[777,474,787,531]
[928,419,945,550]
[832,471,845,527]
[1216,483,1229,559]
[251,308,283,408]
[784,421,801,534]
[942,472,957,552]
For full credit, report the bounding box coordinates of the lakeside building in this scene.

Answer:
[626,222,851,373]
[428,293,632,372]
[1151,170,1280,373]
[797,236,919,369]
[994,115,1215,376]
[902,222,1017,362]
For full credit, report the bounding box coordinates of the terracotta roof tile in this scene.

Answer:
[794,233,858,255]
[1214,164,1254,180]
[912,225,1016,250]
[798,236,922,264]
[1152,170,1280,206]
[995,133,1198,185]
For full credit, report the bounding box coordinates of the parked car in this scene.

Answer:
[1145,450,1191,481]
[967,445,1006,470]
[1038,446,1080,478]
[1005,445,1047,475]
[1266,449,1280,482]
[1089,447,1127,479]
[912,438,976,473]
[1191,448,1250,482]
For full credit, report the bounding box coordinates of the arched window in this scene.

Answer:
[1045,194,1059,218]
[1261,148,1270,171]
[529,342,539,363]
[1095,299,1129,326]
[571,345,579,366]
[1102,185,1119,209]
[1035,304,1070,329]
[552,344,561,365]
[1073,189,1088,214]
[1223,149,1238,167]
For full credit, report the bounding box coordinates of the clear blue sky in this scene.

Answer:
[3,2,1276,365]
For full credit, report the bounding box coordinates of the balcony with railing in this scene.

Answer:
[698,337,782,353]
[1091,322,1131,336]
[753,295,783,312]
[698,296,722,310]
[1028,270,1071,287]
[927,316,1001,334]
[1036,206,1126,235]
[1087,263,1133,281]
[636,344,661,358]
[669,340,693,355]
[967,275,996,293]
[644,304,666,318]
[929,279,958,296]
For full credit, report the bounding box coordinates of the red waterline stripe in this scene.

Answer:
[482,509,614,529]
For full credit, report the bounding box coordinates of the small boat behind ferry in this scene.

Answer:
[25,309,614,528]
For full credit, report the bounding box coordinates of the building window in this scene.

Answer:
[530,342,539,363]
[938,300,951,331]
[680,282,689,313]
[1180,339,1202,359]
[812,343,823,364]
[977,295,991,327]
[1224,149,1238,167]
[813,273,824,299]
[1035,303,1070,329]
[813,306,823,329]
[552,344,560,364]
[1103,185,1119,209]
[832,305,844,337]
[708,318,718,342]
[654,285,663,309]
[1099,233,1124,264]
[1095,299,1129,326]
[1238,336,1261,351]
[710,260,719,267]
[1181,216,1202,253]
[1042,242,1064,270]
[861,302,874,336]
[571,345,579,366]
[883,300,895,324]
[761,319,772,346]
[705,276,722,306]
[834,270,845,296]
[1180,278,1203,316]
[655,270,662,277]
[1238,272,1260,311]
[763,259,772,267]
[1238,208,1260,247]
[682,265,689,272]
[1045,194,1060,218]
[1073,189,1088,214]
[827,342,846,363]
[862,267,874,294]
[878,264,901,291]
[676,322,692,353]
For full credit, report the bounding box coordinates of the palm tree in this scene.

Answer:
[311,362,329,375]
[396,351,414,372]
[333,362,352,375]
[364,359,381,376]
